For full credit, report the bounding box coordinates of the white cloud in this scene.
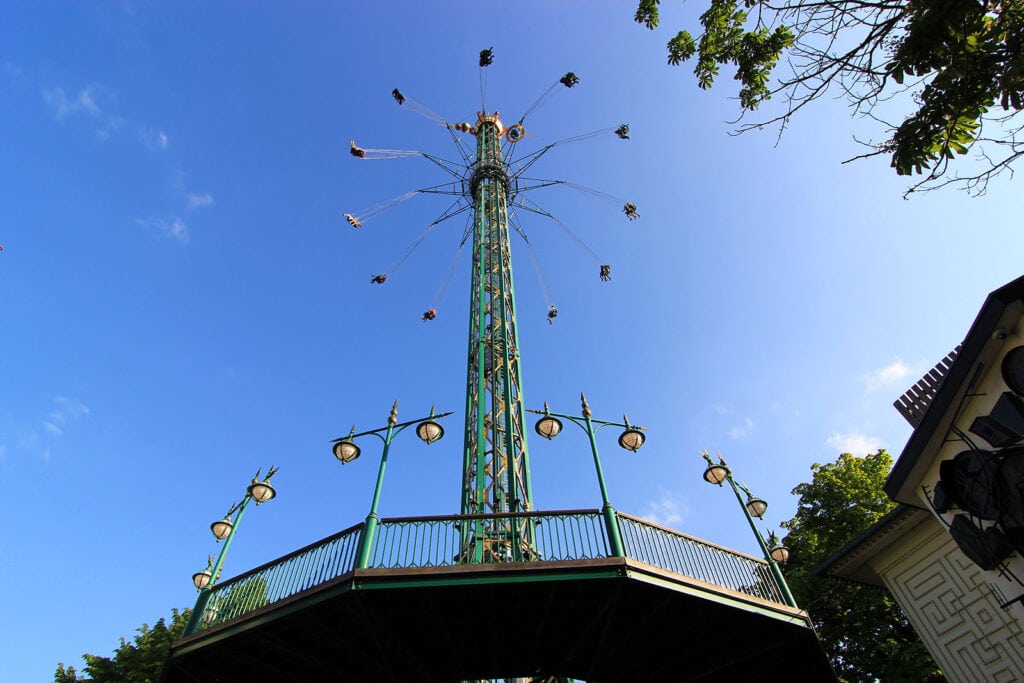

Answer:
[138,126,170,149]
[187,193,214,209]
[713,403,727,415]
[16,396,92,455]
[43,87,98,119]
[641,489,687,528]
[860,359,910,392]
[42,86,125,140]
[138,217,190,244]
[42,87,75,119]
[727,417,754,439]
[162,218,189,244]
[55,396,90,419]
[78,89,100,116]
[45,396,90,436]
[826,431,883,455]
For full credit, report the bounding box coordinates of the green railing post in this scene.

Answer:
[355,404,398,569]
[528,395,644,559]
[582,398,625,558]
[183,590,210,636]
[335,402,452,569]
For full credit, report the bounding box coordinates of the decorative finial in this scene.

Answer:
[580,392,591,418]
[389,399,399,425]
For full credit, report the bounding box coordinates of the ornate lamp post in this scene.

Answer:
[184,466,279,633]
[331,401,452,569]
[699,450,796,607]
[529,393,646,557]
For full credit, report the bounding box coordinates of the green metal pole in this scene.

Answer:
[207,496,251,588]
[356,402,398,569]
[183,494,252,634]
[725,474,797,607]
[581,396,624,557]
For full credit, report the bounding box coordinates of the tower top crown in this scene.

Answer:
[477,111,505,136]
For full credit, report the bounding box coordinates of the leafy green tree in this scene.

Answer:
[779,451,943,682]
[54,663,80,683]
[634,0,1024,195]
[54,608,190,683]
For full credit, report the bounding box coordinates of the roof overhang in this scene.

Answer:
[886,274,1024,504]
[813,505,933,586]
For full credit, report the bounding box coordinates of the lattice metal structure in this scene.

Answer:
[460,113,536,564]
[343,68,633,568]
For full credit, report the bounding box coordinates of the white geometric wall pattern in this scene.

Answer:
[876,522,1024,682]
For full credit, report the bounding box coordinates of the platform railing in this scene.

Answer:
[185,509,787,636]
[370,509,608,568]
[617,512,785,603]
[188,522,363,634]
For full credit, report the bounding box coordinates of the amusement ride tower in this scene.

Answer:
[350,56,625,561]
[461,111,534,562]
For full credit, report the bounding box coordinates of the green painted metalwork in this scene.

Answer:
[183,468,279,636]
[329,402,454,569]
[699,450,798,607]
[723,471,798,607]
[617,512,785,604]
[461,113,534,564]
[183,510,791,637]
[185,523,363,635]
[527,395,648,557]
[368,510,607,568]
[183,495,252,635]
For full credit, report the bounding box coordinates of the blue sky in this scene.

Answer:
[2,2,1022,680]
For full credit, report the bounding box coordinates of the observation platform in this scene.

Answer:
[164,510,835,682]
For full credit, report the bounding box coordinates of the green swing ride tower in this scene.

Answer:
[461,111,534,562]
[165,52,835,683]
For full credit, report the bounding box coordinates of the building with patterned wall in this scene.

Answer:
[818,275,1024,681]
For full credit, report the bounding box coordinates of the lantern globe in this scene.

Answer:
[746,496,768,519]
[333,440,361,464]
[192,569,212,590]
[618,428,645,452]
[535,416,562,440]
[770,544,790,564]
[210,517,233,541]
[703,464,730,485]
[416,420,444,445]
[248,480,276,504]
